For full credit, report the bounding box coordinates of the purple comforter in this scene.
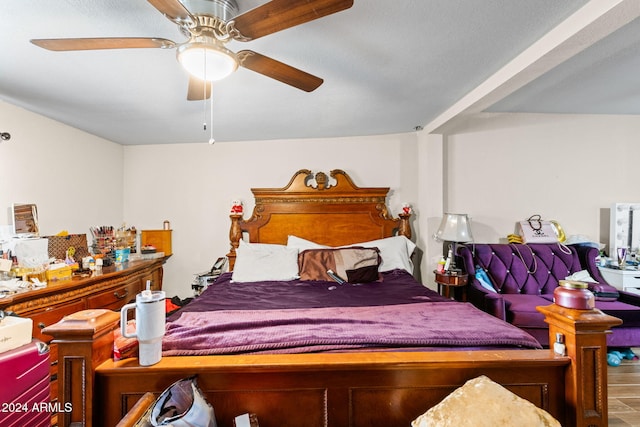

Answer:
[163,270,541,355]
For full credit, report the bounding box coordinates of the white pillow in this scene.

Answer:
[286,235,328,251]
[354,236,416,273]
[287,235,416,274]
[231,240,299,282]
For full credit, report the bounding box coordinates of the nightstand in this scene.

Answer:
[434,270,469,301]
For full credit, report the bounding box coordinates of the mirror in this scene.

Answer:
[12,203,39,237]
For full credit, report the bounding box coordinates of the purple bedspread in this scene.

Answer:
[168,269,450,316]
[163,270,541,355]
[163,301,541,355]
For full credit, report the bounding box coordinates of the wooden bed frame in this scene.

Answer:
[44,169,621,427]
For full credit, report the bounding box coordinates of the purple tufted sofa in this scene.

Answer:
[458,243,640,347]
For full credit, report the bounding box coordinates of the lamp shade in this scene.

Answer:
[177,41,238,82]
[433,213,473,243]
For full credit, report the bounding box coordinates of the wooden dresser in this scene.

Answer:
[0,258,165,405]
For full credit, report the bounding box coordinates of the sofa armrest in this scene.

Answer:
[573,245,626,300]
[483,291,507,321]
[458,245,507,320]
[467,279,507,321]
[456,244,476,276]
[574,245,608,283]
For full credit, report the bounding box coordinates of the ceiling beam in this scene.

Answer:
[423,0,640,134]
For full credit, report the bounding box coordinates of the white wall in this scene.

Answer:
[6,101,640,300]
[1,101,426,299]
[443,112,640,246]
[123,134,422,298]
[0,101,123,237]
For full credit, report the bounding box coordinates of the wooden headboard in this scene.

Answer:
[227,169,411,270]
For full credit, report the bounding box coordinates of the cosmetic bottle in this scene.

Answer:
[553,333,566,356]
[443,247,453,271]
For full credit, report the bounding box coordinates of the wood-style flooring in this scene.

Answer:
[609,348,640,426]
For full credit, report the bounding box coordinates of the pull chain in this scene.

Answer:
[203,49,207,131]
[199,49,214,145]
[208,94,215,145]
[202,89,207,131]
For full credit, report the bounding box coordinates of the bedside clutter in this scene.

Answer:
[458,243,640,348]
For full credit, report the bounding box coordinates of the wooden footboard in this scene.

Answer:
[44,304,621,427]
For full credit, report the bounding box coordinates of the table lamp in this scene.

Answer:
[433,213,474,271]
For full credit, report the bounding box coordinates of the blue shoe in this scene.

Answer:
[621,348,637,360]
[608,352,622,367]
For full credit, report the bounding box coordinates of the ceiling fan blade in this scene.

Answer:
[237,50,323,92]
[147,0,195,25]
[30,37,176,51]
[187,77,212,101]
[230,0,353,41]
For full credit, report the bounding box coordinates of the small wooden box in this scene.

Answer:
[141,230,172,256]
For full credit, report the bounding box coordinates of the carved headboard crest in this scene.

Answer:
[252,169,382,196]
[314,171,330,190]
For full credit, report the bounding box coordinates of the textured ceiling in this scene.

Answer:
[0,0,638,145]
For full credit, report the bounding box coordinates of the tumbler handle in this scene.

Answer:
[120,302,137,339]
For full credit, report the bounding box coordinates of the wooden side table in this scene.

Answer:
[434,270,469,301]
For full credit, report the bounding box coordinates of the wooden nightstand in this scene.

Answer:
[434,270,469,301]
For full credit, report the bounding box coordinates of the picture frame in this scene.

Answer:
[12,203,39,237]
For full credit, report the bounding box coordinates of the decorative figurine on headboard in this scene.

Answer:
[401,203,412,215]
[230,200,243,215]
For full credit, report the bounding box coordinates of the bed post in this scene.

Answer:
[398,212,412,240]
[538,304,622,427]
[43,309,120,427]
[227,213,243,271]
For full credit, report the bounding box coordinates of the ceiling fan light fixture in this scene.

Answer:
[177,41,237,81]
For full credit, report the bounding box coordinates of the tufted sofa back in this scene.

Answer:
[458,243,583,295]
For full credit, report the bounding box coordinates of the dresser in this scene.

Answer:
[599,266,640,295]
[0,258,165,406]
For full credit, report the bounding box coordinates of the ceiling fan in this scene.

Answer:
[30,0,354,100]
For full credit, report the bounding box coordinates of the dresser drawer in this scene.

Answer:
[621,272,640,289]
[599,267,640,291]
[87,279,140,310]
[30,300,87,343]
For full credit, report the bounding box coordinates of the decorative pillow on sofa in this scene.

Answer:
[287,235,415,273]
[231,240,299,282]
[298,247,381,283]
[411,375,560,427]
[475,266,498,293]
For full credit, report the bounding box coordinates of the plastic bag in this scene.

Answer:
[150,376,217,427]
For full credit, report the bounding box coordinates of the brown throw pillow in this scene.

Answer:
[298,247,381,283]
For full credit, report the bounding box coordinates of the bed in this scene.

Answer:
[44,169,621,427]
[161,270,541,356]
